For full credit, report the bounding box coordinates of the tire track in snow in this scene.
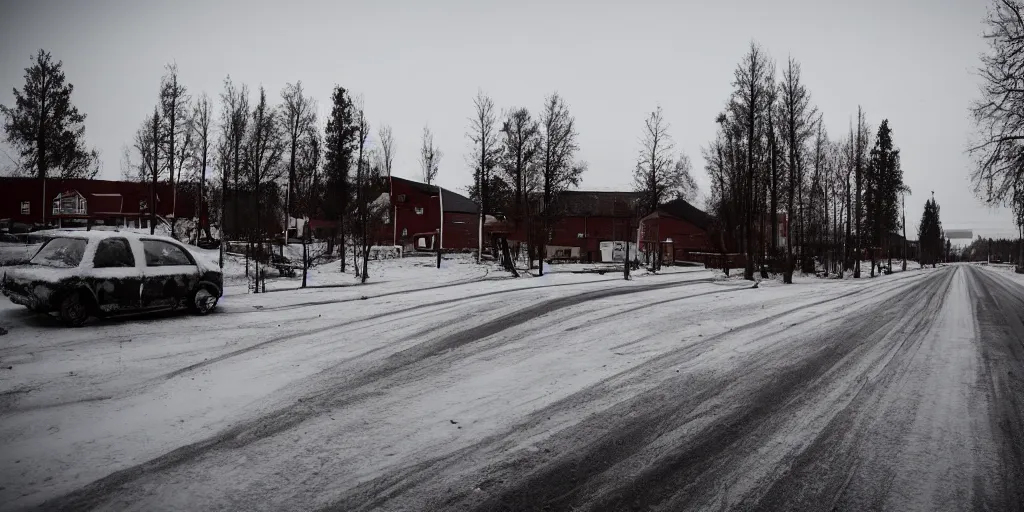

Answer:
[965,265,1024,510]
[322,268,944,511]
[457,268,957,512]
[37,276,721,511]
[160,274,715,380]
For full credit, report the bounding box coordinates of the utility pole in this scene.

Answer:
[902,194,907,272]
[624,218,631,281]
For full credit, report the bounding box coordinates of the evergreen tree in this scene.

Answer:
[918,197,943,268]
[1,50,97,201]
[323,86,358,269]
[865,120,904,274]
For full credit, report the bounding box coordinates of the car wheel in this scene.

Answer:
[190,287,218,315]
[59,292,90,327]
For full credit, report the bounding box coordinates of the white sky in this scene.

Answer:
[2,0,1019,239]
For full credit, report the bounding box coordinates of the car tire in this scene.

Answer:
[189,286,218,315]
[59,292,90,327]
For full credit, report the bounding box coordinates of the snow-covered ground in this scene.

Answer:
[1,262,1021,510]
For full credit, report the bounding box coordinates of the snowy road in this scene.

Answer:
[1,264,1023,511]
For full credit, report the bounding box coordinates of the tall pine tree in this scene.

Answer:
[2,50,97,224]
[918,196,943,268]
[865,120,904,275]
[323,86,357,270]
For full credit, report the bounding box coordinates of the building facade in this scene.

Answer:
[384,176,480,251]
[638,198,713,264]
[2,177,196,232]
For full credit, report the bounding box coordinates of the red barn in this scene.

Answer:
[486,191,642,262]
[1,177,195,232]
[638,198,713,264]
[546,191,641,261]
[384,176,479,251]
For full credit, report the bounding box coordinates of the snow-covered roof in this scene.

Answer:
[30,229,184,245]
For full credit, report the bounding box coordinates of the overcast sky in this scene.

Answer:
[2,0,1018,239]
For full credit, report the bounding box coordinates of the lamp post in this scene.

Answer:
[431,193,442,269]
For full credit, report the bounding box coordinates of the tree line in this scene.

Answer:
[122,72,391,288]
[704,42,910,283]
[462,91,701,275]
[4,46,933,285]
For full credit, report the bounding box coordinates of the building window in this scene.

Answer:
[20,201,30,215]
[383,209,391,225]
[52,192,87,215]
[401,228,408,237]
[139,199,148,211]
[414,207,424,215]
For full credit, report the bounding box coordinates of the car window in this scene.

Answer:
[142,240,193,267]
[29,237,87,268]
[93,238,136,268]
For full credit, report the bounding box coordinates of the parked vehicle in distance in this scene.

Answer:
[1,230,223,326]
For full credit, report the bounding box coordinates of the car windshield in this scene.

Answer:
[29,237,87,268]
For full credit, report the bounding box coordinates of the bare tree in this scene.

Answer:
[499,108,540,219]
[160,64,191,223]
[634,106,674,215]
[192,93,213,240]
[131,107,163,234]
[292,125,322,288]
[537,92,585,276]
[633,106,698,215]
[779,57,818,283]
[499,107,541,264]
[217,77,249,268]
[732,42,773,280]
[971,0,1024,204]
[970,0,1024,268]
[354,104,372,282]
[377,124,394,177]
[420,125,441,185]
[853,107,870,277]
[281,81,317,252]
[467,90,503,262]
[244,86,285,292]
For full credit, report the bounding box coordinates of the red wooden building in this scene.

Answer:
[486,191,643,262]
[1,177,195,232]
[638,198,713,264]
[383,176,479,251]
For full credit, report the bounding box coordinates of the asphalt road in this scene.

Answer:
[15,265,1024,511]
[326,265,1024,512]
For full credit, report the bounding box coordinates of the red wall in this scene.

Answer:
[493,216,638,261]
[443,212,479,250]
[2,177,195,226]
[640,216,711,261]
[388,178,442,247]
[382,179,478,250]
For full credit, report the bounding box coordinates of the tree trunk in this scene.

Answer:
[340,222,346,273]
[302,232,308,288]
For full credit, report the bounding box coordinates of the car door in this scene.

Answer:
[140,239,201,309]
[90,237,143,313]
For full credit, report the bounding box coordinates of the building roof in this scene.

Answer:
[652,198,713,231]
[441,188,478,214]
[389,176,478,214]
[547,190,642,217]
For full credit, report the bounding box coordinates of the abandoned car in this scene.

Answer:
[1,230,223,326]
